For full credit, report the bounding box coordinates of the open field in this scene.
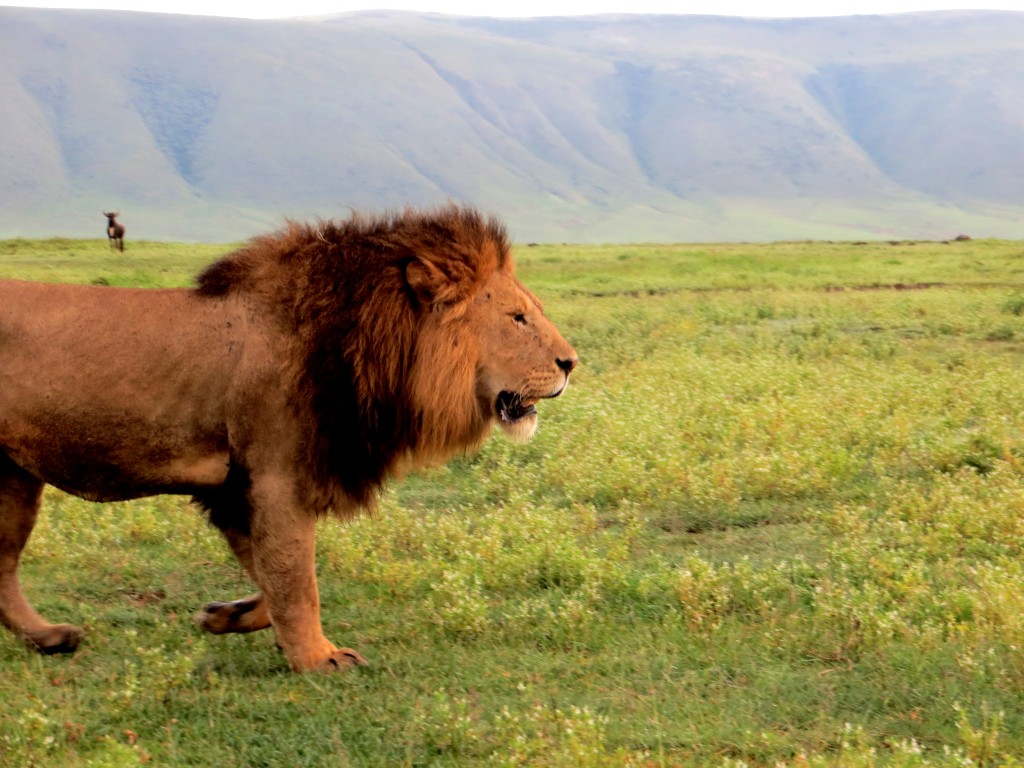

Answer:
[2,235,1024,766]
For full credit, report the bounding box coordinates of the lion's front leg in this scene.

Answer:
[247,484,368,672]
[196,527,273,634]
[197,592,271,634]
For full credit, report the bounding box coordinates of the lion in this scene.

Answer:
[0,205,577,672]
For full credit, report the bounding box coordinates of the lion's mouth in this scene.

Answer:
[496,392,538,424]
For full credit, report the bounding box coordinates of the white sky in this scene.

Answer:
[5,1,1024,19]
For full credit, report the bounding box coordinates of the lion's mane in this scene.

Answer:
[195,204,512,515]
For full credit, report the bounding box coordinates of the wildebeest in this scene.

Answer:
[102,211,125,252]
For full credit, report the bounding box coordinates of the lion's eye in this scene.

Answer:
[513,312,527,326]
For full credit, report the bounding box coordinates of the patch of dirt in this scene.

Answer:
[824,282,946,293]
[122,589,167,607]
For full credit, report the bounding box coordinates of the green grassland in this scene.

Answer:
[2,236,1024,766]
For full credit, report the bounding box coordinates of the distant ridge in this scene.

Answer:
[1,7,1022,242]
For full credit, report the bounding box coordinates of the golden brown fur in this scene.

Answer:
[0,205,577,671]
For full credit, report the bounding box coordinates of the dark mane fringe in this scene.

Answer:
[195,204,512,513]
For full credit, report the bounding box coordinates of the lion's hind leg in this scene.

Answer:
[0,452,81,654]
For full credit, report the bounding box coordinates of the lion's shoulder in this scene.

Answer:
[195,222,312,297]
[192,205,514,515]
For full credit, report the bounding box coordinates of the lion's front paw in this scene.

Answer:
[317,647,370,672]
[195,595,271,634]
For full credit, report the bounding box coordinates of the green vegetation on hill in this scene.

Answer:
[1,237,1024,766]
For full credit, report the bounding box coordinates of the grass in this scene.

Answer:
[2,235,1024,766]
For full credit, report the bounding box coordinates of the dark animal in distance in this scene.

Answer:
[103,211,125,252]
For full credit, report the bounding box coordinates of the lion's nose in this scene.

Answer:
[556,355,578,375]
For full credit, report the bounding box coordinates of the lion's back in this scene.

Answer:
[0,280,247,499]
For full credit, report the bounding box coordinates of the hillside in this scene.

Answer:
[1,7,1023,242]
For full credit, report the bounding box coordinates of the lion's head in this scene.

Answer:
[197,204,577,513]
[406,253,577,447]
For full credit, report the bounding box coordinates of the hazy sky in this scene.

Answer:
[5,0,1024,18]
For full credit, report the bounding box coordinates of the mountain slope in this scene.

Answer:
[1,7,1022,242]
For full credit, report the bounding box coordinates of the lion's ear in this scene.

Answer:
[404,259,450,309]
